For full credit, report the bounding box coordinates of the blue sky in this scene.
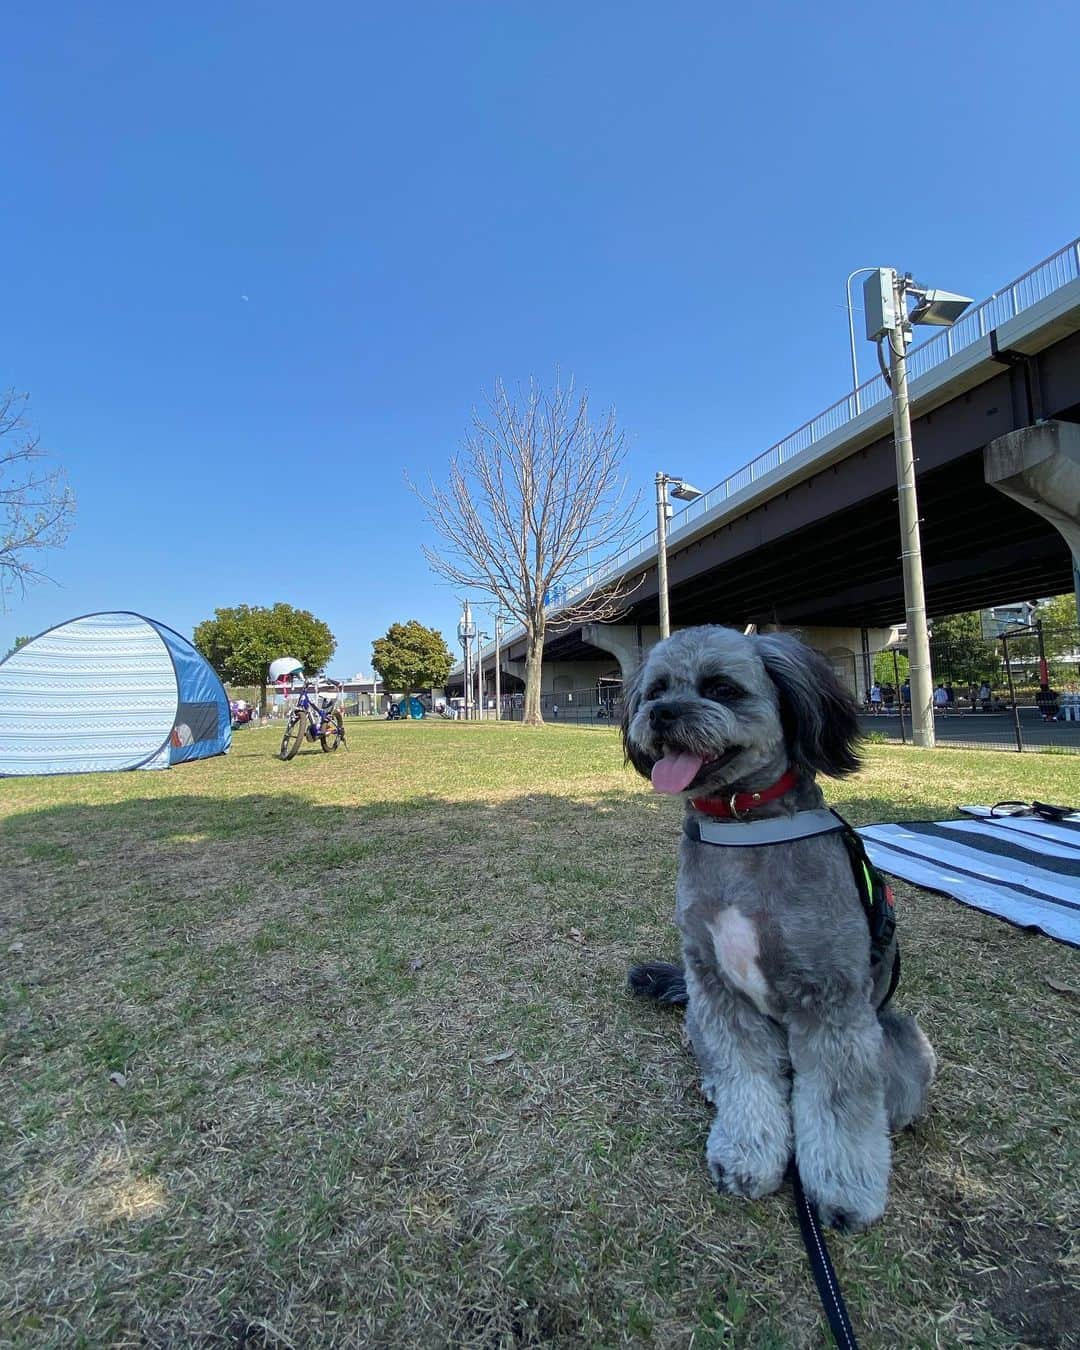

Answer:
[3,1,1078,674]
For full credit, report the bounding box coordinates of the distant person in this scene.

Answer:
[883,684,895,711]
[934,683,949,715]
[1035,684,1060,722]
[978,681,991,712]
[901,680,911,706]
[945,684,955,710]
[869,682,882,714]
[551,703,559,719]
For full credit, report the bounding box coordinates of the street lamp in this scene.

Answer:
[457,600,476,721]
[655,473,704,639]
[862,268,972,748]
[845,267,880,410]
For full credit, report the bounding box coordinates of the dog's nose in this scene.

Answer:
[649,701,680,730]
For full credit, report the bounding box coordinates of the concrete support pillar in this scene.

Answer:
[581,623,662,679]
[985,421,1080,624]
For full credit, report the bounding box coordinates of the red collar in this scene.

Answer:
[691,768,799,820]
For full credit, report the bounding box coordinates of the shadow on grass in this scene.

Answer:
[3,785,1078,1348]
[0,779,927,845]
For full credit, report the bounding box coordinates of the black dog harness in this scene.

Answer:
[683,806,900,1010]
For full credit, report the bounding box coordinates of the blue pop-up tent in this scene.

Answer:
[0,611,231,776]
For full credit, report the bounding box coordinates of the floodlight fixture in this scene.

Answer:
[907,286,973,327]
[670,480,704,502]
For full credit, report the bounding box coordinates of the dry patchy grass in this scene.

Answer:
[1,722,1078,1348]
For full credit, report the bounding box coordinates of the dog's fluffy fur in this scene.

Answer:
[623,626,935,1231]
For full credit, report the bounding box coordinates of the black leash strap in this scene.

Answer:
[790,1168,860,1350]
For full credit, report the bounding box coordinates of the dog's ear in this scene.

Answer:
[755,632,862,778]
[620,662,655,779]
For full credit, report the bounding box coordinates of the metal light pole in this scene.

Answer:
[655,474,673,640]
[493,614,502,721]
[863,268,971,748]
[476,632,489,719]
[845,267,878,411]
[655,473,703,640]
[457,600,475,721]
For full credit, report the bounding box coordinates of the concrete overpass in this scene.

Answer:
[450,237,1080,700]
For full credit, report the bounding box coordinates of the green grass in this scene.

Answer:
[1,721,1078,1348]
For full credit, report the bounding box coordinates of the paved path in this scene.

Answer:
[858,707,1079,751]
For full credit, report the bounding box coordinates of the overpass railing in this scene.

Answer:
[560,236,1080,609]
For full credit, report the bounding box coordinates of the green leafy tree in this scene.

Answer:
[929,610,1000,690]
[872,649,909,688]
[1036,593,1079,659]
[3,634,31,661]
[371,621,453,713]
[194,603,336,715]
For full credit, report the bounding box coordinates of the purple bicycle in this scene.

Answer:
[279,678,347,760]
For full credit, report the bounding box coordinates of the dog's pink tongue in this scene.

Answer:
[651,751,705,794]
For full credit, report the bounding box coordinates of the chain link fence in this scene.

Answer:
[493,626,1080,753]
[498,686,621,725]
[829,626,1080,754]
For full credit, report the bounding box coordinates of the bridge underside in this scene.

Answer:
[494,329,1080,671]
[643,448,1072,631]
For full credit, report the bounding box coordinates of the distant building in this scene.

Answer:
[333,677,383,716]
[979,602,1039,637]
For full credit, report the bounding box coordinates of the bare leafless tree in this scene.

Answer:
[1,390,75,606]
[412,375,642,724]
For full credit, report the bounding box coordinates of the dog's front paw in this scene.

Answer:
[797,1125,890,1232]
[800,1169,887,1234]
[706,1122,787,1201]
[812,1197,879,1234]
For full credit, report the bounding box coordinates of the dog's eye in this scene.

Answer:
[645,679,668,701]
[700,679,743,703]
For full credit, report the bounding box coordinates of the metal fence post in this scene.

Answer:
[892,648,906,745]
[1001,631,1024,752]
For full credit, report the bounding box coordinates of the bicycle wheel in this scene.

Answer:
[280,711,307,760]
[320,717,341,753]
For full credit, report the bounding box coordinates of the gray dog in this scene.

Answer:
[623,626,935,1231]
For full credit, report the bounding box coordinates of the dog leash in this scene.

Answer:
[789,1166,860,1350]
[629,968,865,1345]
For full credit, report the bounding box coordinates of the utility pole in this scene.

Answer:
[886,270,935,748]
[862,263,968,749]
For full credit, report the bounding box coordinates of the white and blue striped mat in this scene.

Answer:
[858,807,1080,948]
